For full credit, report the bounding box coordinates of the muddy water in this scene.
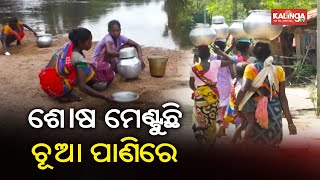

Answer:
[0,0,193,49]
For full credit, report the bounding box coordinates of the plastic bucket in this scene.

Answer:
[147,56,168,77]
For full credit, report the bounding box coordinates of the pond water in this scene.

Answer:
[0,0,194,49]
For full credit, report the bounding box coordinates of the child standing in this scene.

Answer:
[226,62,250,143]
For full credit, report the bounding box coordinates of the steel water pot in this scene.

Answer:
[243,10,283,43]
[211,16,229,39]
[229,20,250,39]
[36,34,53,48]
[117,47,142,79]
[189,23,216,46]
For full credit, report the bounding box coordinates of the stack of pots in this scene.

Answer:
[117,47,142,79]
[211,16,229,40]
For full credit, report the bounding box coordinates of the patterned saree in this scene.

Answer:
[246,62,283,148]
[39,42,95,97]
[192,64,220,144]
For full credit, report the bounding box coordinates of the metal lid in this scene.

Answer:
[212,16,225,24]
[119,47,136,59]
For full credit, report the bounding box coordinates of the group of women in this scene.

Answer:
[2,17,298,149]
[190,38,298,149]
[1,18,142,102]
[38,20,143,102]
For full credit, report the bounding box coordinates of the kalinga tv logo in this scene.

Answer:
[271,9,307,25]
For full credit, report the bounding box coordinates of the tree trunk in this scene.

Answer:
[232,0,238,20]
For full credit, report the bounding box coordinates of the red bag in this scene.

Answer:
[255,96,268,129]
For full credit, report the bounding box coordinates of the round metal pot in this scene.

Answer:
[243,10,283,43]
[36,34,53,48]
[211,23,229,39]
[229,20,250,39]
[117,56,142,79]
[189,23,216,46]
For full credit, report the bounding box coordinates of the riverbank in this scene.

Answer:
[0,31,196,143]
[0,31,192,114]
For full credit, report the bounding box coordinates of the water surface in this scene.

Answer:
[0,0,194,49]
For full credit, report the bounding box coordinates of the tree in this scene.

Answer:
[207,0,247,25]
[239,0,262,14]
[206,0,317,25]
[164,0,211,47]
[260,0,317,10]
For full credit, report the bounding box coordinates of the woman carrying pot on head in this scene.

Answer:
[39,27,112,103]
[91,20,145,73]
[234,42,297,148]
[189,45,234,145]
[1,17,37,55]
[231,38,253,63]
[214,38,254,137]
[210,38,235,137]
